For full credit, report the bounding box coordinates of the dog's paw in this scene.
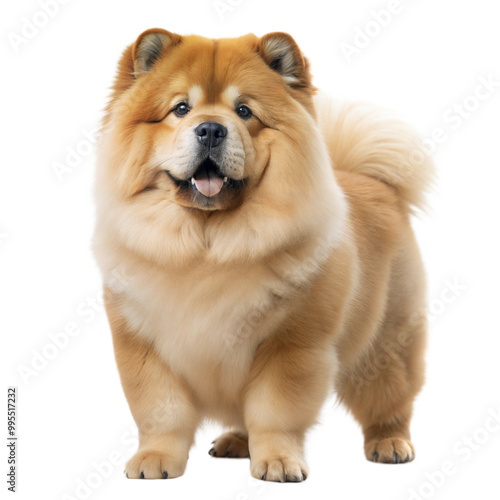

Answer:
[251,456,308,483]
[125,449,187,479]
[365,437,415,464]
[209,431,249,458]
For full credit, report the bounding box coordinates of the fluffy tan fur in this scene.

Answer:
[93,29,433,482]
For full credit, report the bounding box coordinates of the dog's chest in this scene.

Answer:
[116,261,288,402]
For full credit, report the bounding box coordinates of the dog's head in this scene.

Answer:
[95,30,347,268]
[100,29,316,211]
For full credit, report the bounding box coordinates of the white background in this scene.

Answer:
[2,0,500,499]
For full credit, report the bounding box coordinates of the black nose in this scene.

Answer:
[194,122,227,149]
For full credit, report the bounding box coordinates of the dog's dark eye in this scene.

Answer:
[236,105,252,119]
[174,102,190,117]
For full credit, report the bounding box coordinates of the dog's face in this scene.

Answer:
[102,29,315,211]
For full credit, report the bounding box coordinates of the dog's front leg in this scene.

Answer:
[244,338,334,482]
[105,292,199,479]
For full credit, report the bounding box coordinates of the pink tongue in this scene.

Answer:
[193,168,224,197]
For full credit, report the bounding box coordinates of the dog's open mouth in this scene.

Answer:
[166,158,246,200]
[190,158,228,198]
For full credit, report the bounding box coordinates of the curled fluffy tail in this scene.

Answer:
[315,93,434,214]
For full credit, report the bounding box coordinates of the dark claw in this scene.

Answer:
[261,474,266,480]
[302,472,308,481]
[140,471,145,479]
[393,453,401,464]
[208,447,215,456]
[225,450,230,457]
[162,471,168,479]
[372,452,379,463]
[125,473,129,479]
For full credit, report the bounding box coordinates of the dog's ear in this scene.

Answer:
[259,32,311,89]
[132,28,181,75]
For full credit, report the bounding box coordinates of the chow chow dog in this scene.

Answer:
[93,28,433,482]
